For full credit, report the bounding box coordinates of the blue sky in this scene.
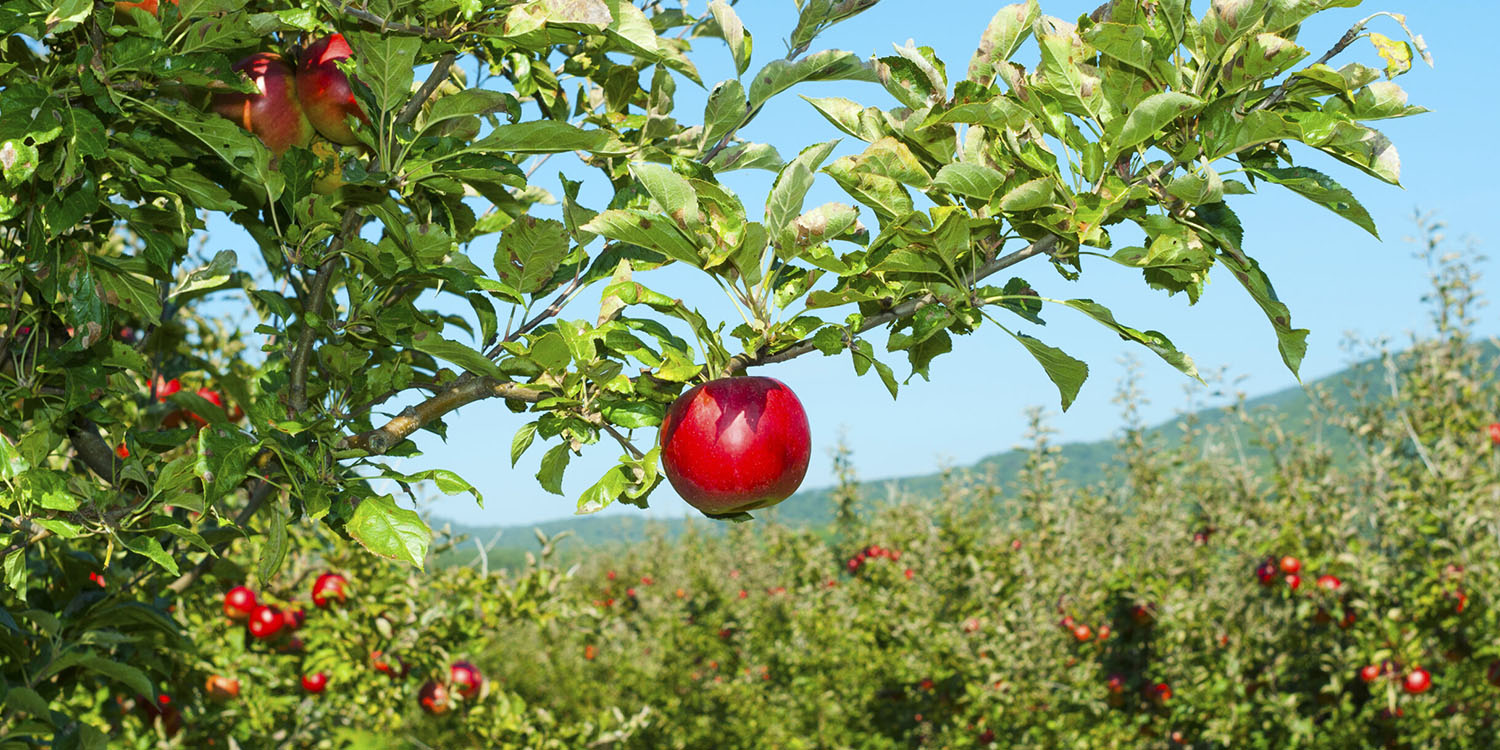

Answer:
[209,1,1498,527]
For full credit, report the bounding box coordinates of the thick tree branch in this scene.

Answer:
[726,235,1059,374]
[340,375,545,454]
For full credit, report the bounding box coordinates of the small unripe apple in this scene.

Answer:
[297,34,371,146]
[302,672,329,694]
[247,604,284,639]
[418,680,450,715]
[311,572,347,607]
[1403,667,1431,694]
[658,377,811,516]
[205,675,240,701]
[223,586,257,621]
[450,661,482,699]
[211,53,315,157]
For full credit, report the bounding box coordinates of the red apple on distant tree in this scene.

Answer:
[223,586,257,621]
[450,661,482,698]
[1486,661,1500,688]
[1254,559,1277,586]
[1071,624,1093,642]
[1403,667,1431,694]
[1487,422,1500,445]
[247,605,284,639]
[1316,575,1342,592]
[297,34,371,146]
[1148,682,1172,704]
[138,694,182,737]
[658,376,811,516]
[1284,573,1301,591]
[418,680,450,715]
[211,53,315,157]
[311,572,347,607]
[1279,556,1301,574]
[302,672,329,694]
[205,675,240,701]
[1359,664,1381,683]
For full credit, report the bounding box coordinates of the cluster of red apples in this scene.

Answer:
[845,543,901,573]
[218,572,485,717]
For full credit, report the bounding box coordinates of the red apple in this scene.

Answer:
[1316,574,1342,592]
[1403,667,1431,694]
[1148,682,1172,703]
[418,680,450,715]
[302,672,329,694]
[205,675,239,701]
[449,661,482,699]
[114,0,176,15]
[247,605,283,639]
[658,376,811,516]
[1279,556,1301,574]
[1285,573,1302,591]
[281,606,306,630]
[1487,422,1500,445]
[211,53,315,157]
[1106,674,1125,694]
[1486,660,1500,688]
[297,34,371,146]
[223,586,257,621]
[311,572,347,607]
[1359,664,1381,683]
[138,693,182,737]
[1071,624,1093,642]
[1254,560,1277,586]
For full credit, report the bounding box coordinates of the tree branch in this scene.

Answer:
[1253,17,1368,113]
[340,5,457,40]
[397,52,458,126]
[340,375,545,454]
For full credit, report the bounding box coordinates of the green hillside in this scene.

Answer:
[436,344,1488,569]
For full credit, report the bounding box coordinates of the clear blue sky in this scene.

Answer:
[209,1,1498,528]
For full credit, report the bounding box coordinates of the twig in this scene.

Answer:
[339,5,456,40]
[340,375,545,454]
[486,269,588,358]
[397,52,458,125]
[1253,17,1367,113]
[600,422,646,460]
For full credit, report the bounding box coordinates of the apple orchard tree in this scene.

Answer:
[0,0,1428,720]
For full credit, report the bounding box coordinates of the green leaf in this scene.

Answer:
[932,163,1007,201]
[537,443,571,495]
[511,423,538,466]
[968,1,1040,86]
[1247,166,1377,237]
[471,120,629,154]
[767,140,839,246]
[582,210,702,266]
[707,142,784,172]
[788,0,880,53]
[257,502,288,582]
[495,216,571,293]
[747,50,879,112]
[1007,329,1088,410]
[4,686,47,716]
[92,258,162,324]
[707,0,753,76]
[350,32,420,114]
[998,177,1055,212]
[423,89,515,135]
[1111,92,1203,155]
[409,332,503,378]
[170,250,237,299]
[1218,251,1310,375]
[604,0,660,58]
[121,535,179,576]
[44,0,91,34]
[630,163,700,228]
[701,79,748,150]
[348,495,431,569]
[75,656,155,699]
[3,550,24,598]
[1059,299,1199,379]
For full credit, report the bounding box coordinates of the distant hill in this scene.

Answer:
[436,343,1492,569]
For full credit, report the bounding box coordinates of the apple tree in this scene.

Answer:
[0,0,1430,743]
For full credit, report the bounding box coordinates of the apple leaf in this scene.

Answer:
[707,0,753,76]
[747,50,879,112]
[767,140,839,250]
[351,32,420,115]
[422,89,517,136]
[1006,329,1088,411]
[75,656,155,701]
[495,216,570,294]
[932,163,1007,201]
[348,495,431,569]
[257,502,289,582]
[700,79,748,151]
[1217,251,1309,376]
[537,443,572,495]
[1110,92,1203,156]
[409,332,503,379]
[1246,166,1378,238]
[583,210,703,267]
[630,163,700,229]
[512,422,538,466]
[969,1,1040,85]
[471,120,630,155]
[707,142,784,172]
[1059,299,1200,381]
[121,535,179,576]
